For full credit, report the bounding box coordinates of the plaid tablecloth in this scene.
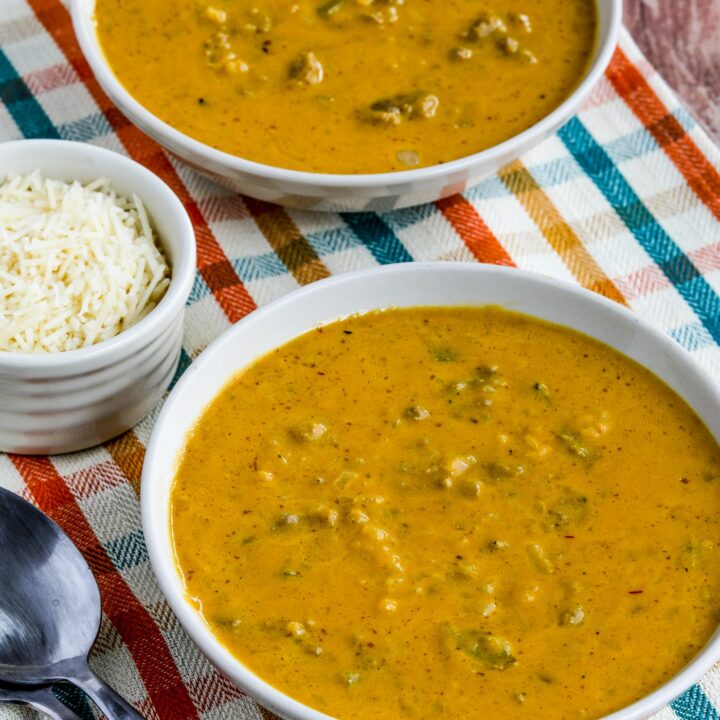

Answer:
[1,0,720,716]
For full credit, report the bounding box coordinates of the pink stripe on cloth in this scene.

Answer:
[23,62,77,96]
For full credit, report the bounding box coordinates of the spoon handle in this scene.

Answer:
[67,665,144,720]
[0,685,83,720]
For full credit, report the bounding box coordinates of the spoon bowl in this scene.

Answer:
[0,488,99,679]
[0,487,143,719]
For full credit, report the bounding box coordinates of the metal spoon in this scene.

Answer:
[0,682,83,720]
[0,487,143,719]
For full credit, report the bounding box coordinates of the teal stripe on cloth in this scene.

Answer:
[58,112,113,142]
[188,272,211,304]
[231,252,288,283]
[0,50,58,139]
[104,530,149,571]
[558,116,720,346]
[672,684,720,720]
[170,348,193,390]
[670,322,716,352]
[306,226,363,256]
[379,203,436,232]
[342,212,413,264]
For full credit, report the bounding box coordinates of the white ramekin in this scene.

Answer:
[0,139,196,455]
[142,263,720,720]
[71,0,622,211]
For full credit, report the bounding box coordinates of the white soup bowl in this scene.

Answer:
[71,0,622,211]
[142,262,720,720]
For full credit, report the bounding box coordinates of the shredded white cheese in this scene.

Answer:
[0,170,170,353]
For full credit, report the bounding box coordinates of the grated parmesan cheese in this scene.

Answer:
[0,170,170,353]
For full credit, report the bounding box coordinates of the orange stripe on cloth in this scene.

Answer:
[607,46,720,221]
[9,455,201,720]
[28,0,256,324]
[244,198,331,285]
[435,195,515,266]
[105,432,146,497]
[499,160,627,305]
[258,706,282,720]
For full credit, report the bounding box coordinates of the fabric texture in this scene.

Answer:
[1,0,720,716]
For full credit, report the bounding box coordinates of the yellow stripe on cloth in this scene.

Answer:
[499,160,627,305]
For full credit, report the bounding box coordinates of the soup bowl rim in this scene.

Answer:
[142,262,720,720]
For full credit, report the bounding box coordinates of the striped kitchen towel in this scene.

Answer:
[1,0,720,716]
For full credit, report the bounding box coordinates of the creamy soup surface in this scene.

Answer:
[95,0,596,173]
[171,307,720,719]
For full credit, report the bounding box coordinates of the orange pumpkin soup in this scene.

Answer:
[95,0,597,173]
[171,307,720,719]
